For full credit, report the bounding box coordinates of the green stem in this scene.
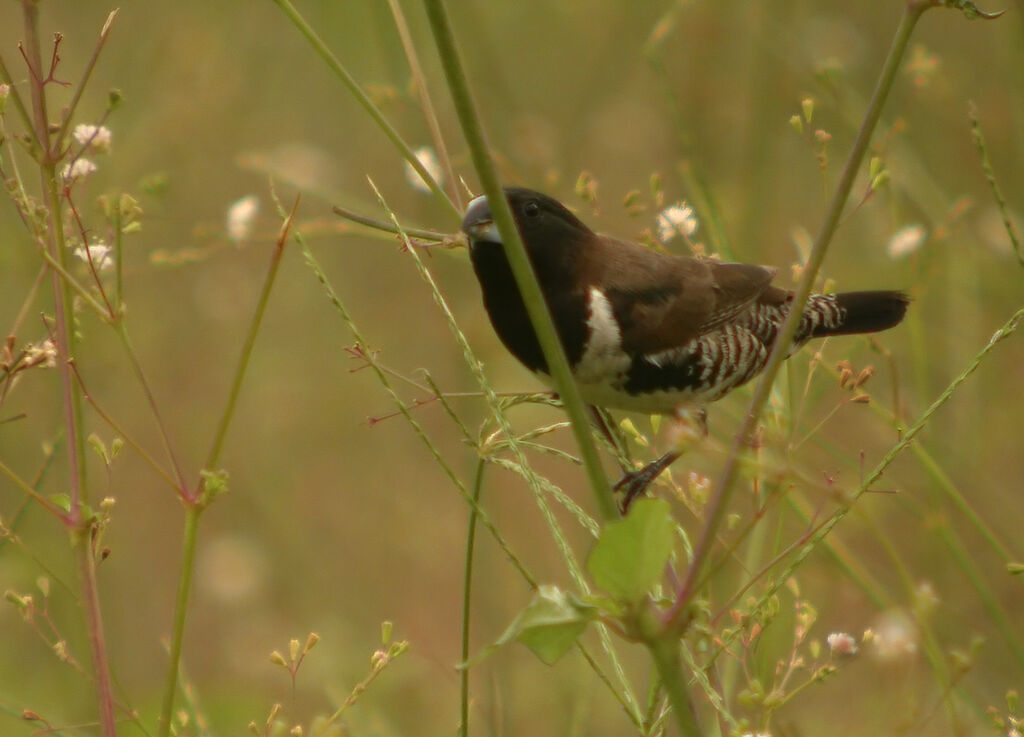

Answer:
[158,504,202,737]
[43,153,88,523]
[0,51,40,152]
[73,535,117,737]
[302,236,536,586]
[21,0,51,157]
[421,0,616,521]
[719,477,769,703]
[52,10,118,154]
[270,0,458,220]
[117,325,189,496]
[668,1,929,626]
[648,639,701,737]
[113,203,124,313]
[158,203,294,735]
[204,198,292,472]
[37,247,111,321]
[22,4,117,732]
[0,457,65,520]
[44,220,89,527]
[967,101,1023,267]
[705,307,1024,668]
[331,204,449,242]
[385,0,461,208]
[459,458,486,737]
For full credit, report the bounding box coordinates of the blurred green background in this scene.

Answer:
[1,1,1023,735]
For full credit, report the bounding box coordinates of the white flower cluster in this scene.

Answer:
[60,123,113,183]
[826,631,858,656]
[656,202,698,244]
[404,146,443,193]
[73,124,113,153]
[73,242,113,272]
[226,195,260,242]
[887,224,926,259]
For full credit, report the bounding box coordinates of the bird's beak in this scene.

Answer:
[461,194,502,244]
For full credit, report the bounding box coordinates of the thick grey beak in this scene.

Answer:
[461,194,502,244]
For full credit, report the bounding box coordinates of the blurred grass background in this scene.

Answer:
[1,1,1023,735]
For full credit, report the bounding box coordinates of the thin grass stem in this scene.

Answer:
[270,0,458,220]
[51,11,118,154]
[300,235,535,586]
[158,197,295,736]
[157,504,202,737]
[704,306,1024,673]
[370,184,642,720]
[420,0,616,521]
[385,0,461,209]
[669,2,931,626]
[459,458,486,737]
[332,204,450,242]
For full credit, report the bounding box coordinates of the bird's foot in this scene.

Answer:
[613,451,680,514]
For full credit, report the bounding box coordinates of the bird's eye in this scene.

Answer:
[523,201,541,218]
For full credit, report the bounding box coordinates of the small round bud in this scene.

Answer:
[304,632,320,654]
[801,97,814,123]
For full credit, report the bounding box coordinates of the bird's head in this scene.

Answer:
[460,187,593,260]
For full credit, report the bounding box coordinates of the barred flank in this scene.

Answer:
[810,290,910,338]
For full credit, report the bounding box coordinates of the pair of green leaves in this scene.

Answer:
[471,498,675,666]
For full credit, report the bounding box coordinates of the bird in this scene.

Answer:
[460,187,908,511]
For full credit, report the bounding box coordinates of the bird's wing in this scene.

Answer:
[590,239,777,355]
[702,260,779,327]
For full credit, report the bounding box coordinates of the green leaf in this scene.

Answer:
[466,585,595,667]
[586,498,674,602]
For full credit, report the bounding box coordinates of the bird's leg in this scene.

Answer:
[613,450,681,513]
[612,408,708,514]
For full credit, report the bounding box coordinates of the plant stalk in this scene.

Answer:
[74,535,117,737]
[158,201,294,735]
[158,504,202,737]
[421,0,616,521]
[668,0,930,627]
[648,638,701,737]
[22,2,118,733]
[270,0,458,219]
[460,458,487,737]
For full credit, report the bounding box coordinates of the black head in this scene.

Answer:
[460,187,593,254]
[460,188,594,373]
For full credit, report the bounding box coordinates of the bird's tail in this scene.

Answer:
[806,290,910,338]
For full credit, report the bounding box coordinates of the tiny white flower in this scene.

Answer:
[61,158,97,181]
[72,124,112,153]
[869,610,918,660]
[656,202,698,243]
[686,471,711,495]
[887,224,926,258]
[24,338,57,369]
[74,241,113,271]
[826,631,858,656]
[404,146,443,193]
[915,580,939,611]
[226,195,260,241]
